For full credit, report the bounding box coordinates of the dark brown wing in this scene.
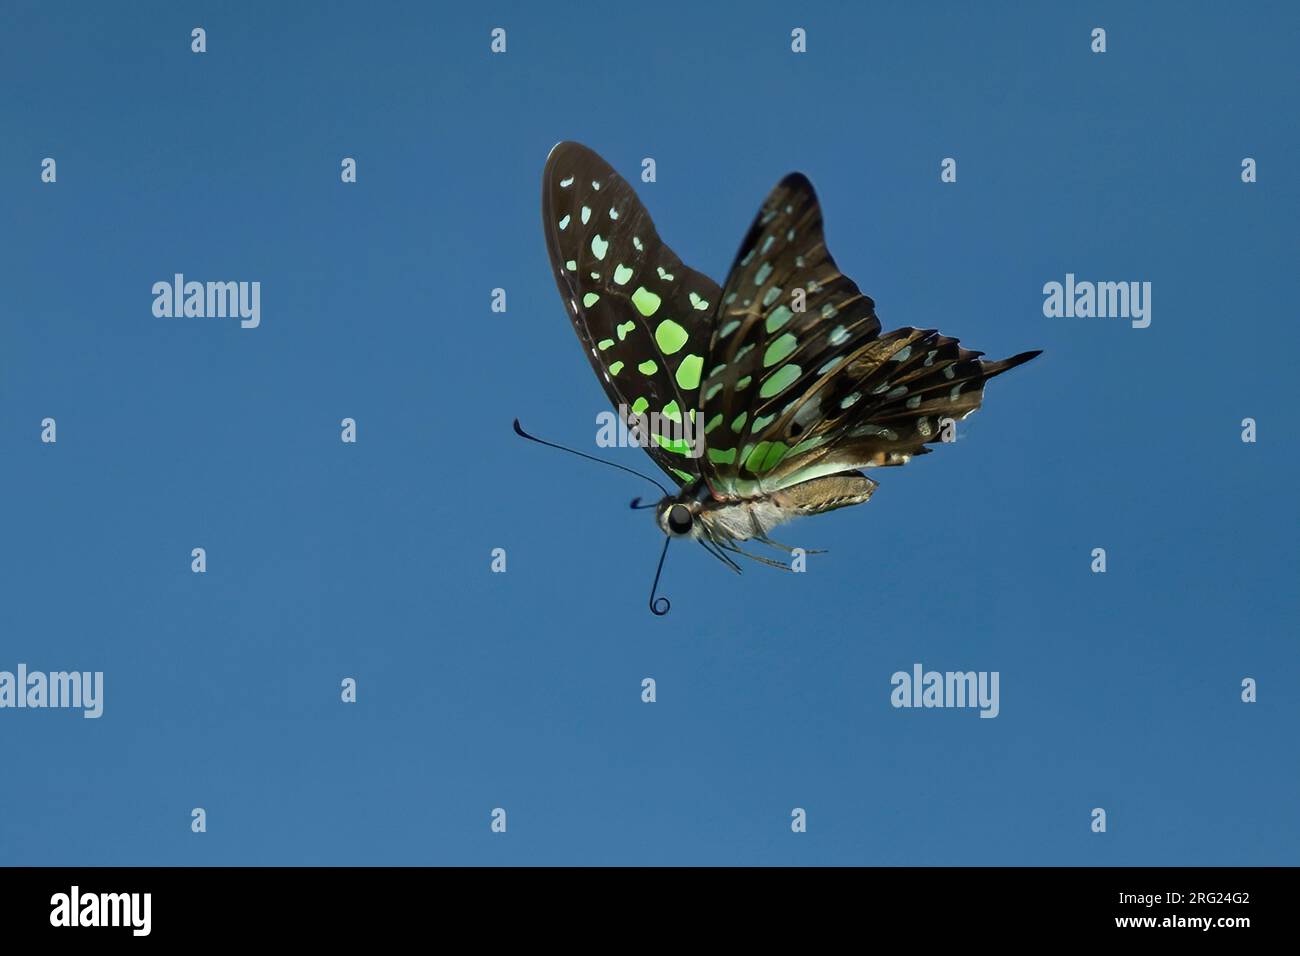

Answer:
[542,142,722,486]
[696,171,1039,495]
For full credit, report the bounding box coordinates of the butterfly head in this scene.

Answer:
[656,500,699,539]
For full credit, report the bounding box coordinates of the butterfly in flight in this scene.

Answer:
[516,142,1040,614]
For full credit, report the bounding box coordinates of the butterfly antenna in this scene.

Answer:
[513,419,671,497]
[648,536,672,616]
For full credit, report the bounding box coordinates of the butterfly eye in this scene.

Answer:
[667,504,693,535]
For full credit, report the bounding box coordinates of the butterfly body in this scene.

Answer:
[655,472,878,546]
[538,141,1039,582]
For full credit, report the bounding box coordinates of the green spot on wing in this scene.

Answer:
[583,292,600,307]
[654,433,693,456]
[763,333,797,368]
[638,359,658,375]
[764,442,789,471]
[609,361,624,376]
[763,442,790,472]
[613,264,634,285]
[654,318,688,353]
[675,353,703,391]
[789,436,826,455]
[744,440,789,474]
[631,396,649,415]
[590,235,608,260]
[662,400,682,423]
[616,321,635,340]
[766,306,792,333]
[597,338,614,350]
[632,286,662,317]
[708,447,736,465]
[760,364,801,398]
[689,292,710,311]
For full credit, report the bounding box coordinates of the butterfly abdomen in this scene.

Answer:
[697,471,878,542]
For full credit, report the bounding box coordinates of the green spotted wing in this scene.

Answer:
[542,142,720,486]
[699,174,1040,497]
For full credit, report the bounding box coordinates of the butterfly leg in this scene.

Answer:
[741,510,825,556]
[699,539,743,574]
[715,539,796,572]
[754,533,827,556]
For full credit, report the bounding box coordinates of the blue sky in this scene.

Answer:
[2,1,1296,865]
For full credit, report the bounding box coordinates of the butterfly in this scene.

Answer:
[519,142,1040,614]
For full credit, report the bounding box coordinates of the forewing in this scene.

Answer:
[542,142,721,486]
[697,173,885,495]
